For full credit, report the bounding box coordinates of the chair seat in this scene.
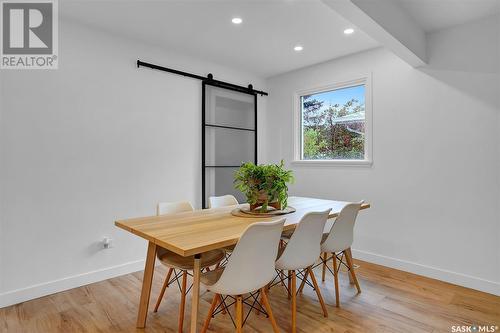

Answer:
[157,248,225,270]
[320,233,348,253]
[275,234,313,271]
[321,233,328,243]
[200,267,225,286]
[280,229,294,240]
[276,244,285,260]
[223,244,236,252]
[281,219,331,241]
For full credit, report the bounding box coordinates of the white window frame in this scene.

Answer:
[292,74,373,166]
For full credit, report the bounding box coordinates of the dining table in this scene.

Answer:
[114,196,371,332]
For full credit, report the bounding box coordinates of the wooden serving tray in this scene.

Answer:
[231,206,296,217]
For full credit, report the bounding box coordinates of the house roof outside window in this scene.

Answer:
[332,111,365,124]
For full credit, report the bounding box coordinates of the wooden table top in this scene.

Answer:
[115,196,370,257]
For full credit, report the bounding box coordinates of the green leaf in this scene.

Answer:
[233,160,294,211]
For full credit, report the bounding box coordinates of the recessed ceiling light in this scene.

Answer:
[232,17,242,24]
[344,28,355,35]
[294,45,303,52]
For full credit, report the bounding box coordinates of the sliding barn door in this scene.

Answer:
[202,82,257,208]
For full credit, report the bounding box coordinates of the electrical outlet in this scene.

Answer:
[103,237,113,249]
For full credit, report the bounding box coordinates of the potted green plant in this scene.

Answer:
[234,160,294,213]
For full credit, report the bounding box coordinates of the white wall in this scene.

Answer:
[264,15,500,295]
[0,19,266,307]
[0,62,4,296]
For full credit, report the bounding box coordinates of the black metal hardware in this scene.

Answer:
[201,82,206,209]
[254,94,258,164]
[137,60,206,80]
[137,60,268,96]
[312,251,351,277]
[211,291,269,328]
[205,124,255,132]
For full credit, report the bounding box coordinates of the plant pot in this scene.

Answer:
[249,191,283,211]
[234,161,293,213]
[249,201,282,211]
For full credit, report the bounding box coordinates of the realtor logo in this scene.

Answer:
[1,0,58,69]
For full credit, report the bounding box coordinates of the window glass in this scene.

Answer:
[300,84,366,160]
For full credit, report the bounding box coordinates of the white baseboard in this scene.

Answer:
[351,248,500,296]
[2,250,498,309]
[0,259,146,308]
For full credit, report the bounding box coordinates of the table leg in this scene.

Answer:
[136,241,157,328]
[190,254,202,333]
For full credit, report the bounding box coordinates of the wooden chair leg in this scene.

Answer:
[154,267,174,312]
[201,294,219,333]
[322,252,327,282]
[332,253,340,307]
[287,270,292,299]
[165,268,174,286]
[291,271,297,333]
[344,249,361,293]
[178,271,188,333]
[260,288,280,333]
[236,295,243,333]
[346,248,355,284]
[297,268,309,293]
[307,267,328,317]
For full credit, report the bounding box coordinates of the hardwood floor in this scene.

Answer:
[1,259,499,332]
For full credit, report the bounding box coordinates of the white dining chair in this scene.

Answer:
[154,201,226,333]
[274,210,331,332]
[208,194,239,208]
[208,194,240,254]
[317,201,363,307]
[200,219,285,333]
[157,201,195,215]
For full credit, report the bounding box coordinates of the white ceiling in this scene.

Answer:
[396,0,500,32]
[61,0,380,78]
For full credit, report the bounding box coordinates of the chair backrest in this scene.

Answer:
[321,201,363,253]
[208,195,239,208]
[211,219,285,295]
[157,201,194,215]
[275,210,331,270]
